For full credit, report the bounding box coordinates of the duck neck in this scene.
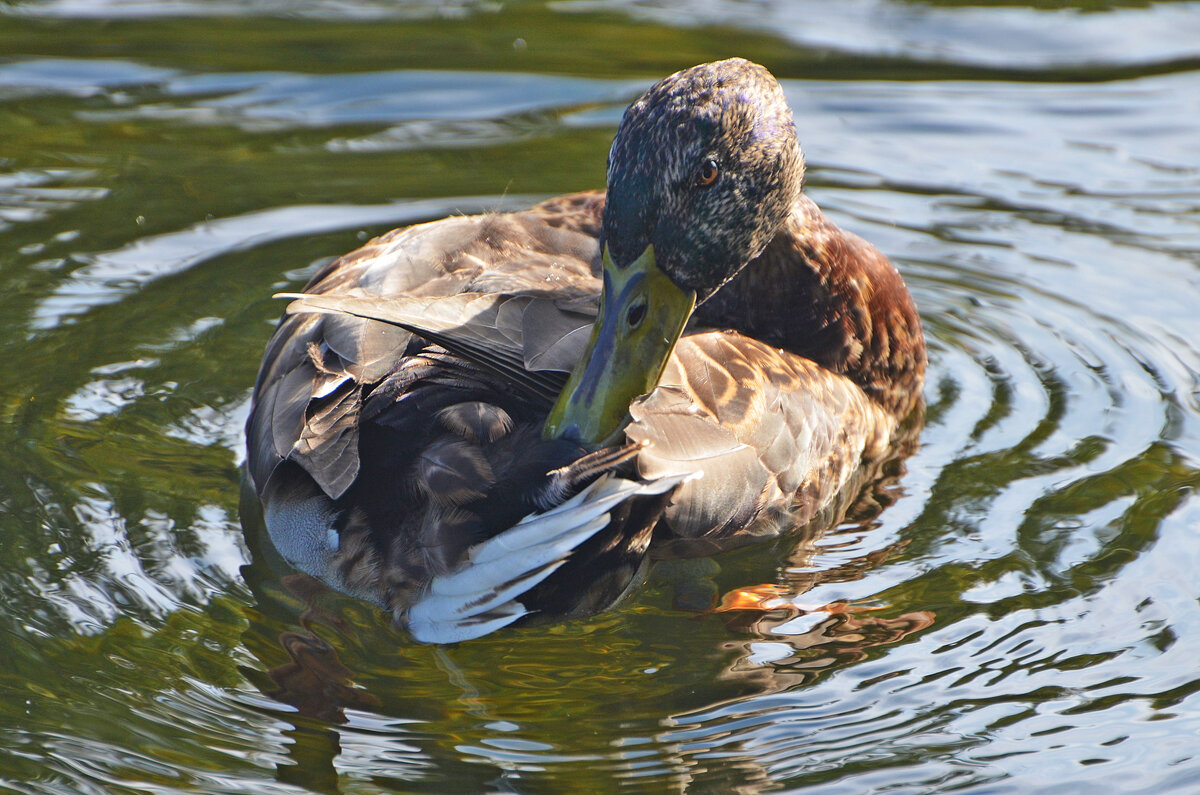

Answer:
[692,194,926,418]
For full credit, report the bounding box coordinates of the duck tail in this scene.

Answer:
[405,472,685,644]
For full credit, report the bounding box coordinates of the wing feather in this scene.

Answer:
[628,331,896,545]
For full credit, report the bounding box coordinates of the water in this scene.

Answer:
[2,1,1199,791]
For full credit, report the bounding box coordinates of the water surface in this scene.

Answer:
[2,1,1200,792]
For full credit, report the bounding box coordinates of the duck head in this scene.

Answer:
[545,59,804,445]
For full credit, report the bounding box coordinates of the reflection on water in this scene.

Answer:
[2,0,1200,791]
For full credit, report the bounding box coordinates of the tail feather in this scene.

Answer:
[425,515,608,602]
[470,473,673,565]
[405,472,687,644]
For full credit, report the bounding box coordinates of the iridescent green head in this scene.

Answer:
[545,59,805,445]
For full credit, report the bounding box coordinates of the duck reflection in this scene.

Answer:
[265,575,380,724]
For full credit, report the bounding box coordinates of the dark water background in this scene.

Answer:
[3,1,1200,791]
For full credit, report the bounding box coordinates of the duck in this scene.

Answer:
[245,58,926,644]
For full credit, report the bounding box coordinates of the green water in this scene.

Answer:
[3,1,1200,791]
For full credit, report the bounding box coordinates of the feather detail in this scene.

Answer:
[405,472,688,644]
[280,292,572,407]
[416,439,496,507]
[437,402,514,443]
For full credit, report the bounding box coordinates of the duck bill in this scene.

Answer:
[544,244,695,446]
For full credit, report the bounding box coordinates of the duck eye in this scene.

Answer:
[696,158,719,188]
[626,299,647,329]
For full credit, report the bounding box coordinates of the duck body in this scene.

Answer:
[245,60,926,643]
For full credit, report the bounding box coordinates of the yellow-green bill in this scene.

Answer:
[544,244,695,446]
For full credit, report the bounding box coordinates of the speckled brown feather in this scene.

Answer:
[694,193,927,418]
[628,331,895,552]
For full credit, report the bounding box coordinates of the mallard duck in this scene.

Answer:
[246,59,926,644]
